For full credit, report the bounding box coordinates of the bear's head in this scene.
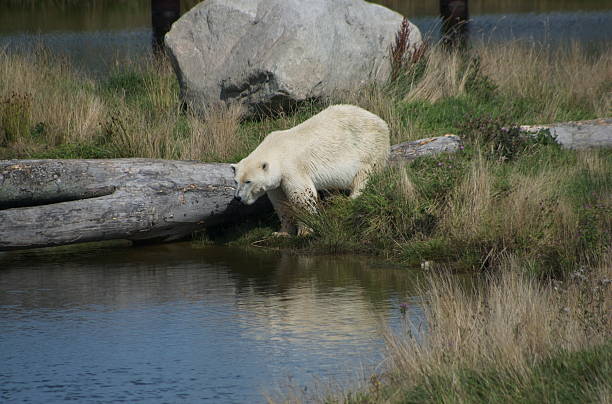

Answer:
[231,159,281,205]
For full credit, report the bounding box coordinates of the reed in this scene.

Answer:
[374,251,612,404]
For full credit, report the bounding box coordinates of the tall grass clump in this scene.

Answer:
[183,104,245,161]
[371,252,611,404]
[0,49,105,154]
[475,41,612,121]
[0,48,251,161]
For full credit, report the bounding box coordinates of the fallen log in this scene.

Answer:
[0,136,461,251]
[0,159,270,251]
[390,134,461,162]
[519,118,612,149]
[1,117,609,252]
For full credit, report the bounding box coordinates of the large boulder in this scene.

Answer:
[164,0,421,115]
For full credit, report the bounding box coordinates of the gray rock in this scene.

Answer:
[164,0,421,115]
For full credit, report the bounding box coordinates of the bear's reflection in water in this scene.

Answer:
[0,242,419,315]
[1,242,428,403]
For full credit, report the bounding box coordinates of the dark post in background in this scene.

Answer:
[151,0,181,53]
[440,0,469,49]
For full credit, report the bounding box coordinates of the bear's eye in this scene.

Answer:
[245,180,251,184]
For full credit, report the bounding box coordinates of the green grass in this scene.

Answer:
[371,343,611,404]
[382,343,611,404]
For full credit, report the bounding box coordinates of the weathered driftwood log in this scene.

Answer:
[1,117,609,252]
[0,159,270,251]
[519,118,612,149]
[390,134,461,162]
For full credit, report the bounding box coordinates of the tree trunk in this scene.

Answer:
[0,159,268,251]
[152,0,181,54]
[440,0,469,49]
[519,118,612,149]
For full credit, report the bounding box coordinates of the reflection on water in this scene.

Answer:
[0,0,610,75]
[1,0,610,34]
[0,243,424,403]
[376,0,612,18]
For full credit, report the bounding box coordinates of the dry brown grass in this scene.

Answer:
[384,251,611,393]
[0,48,249,161]
[476,41,612,120]
[0,49,105,149]
[441,154,493,240]
[182,104,245,161]
[403,47,476,103]
[436,145,611,266]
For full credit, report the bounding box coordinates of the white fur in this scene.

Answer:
[232,104,390,235]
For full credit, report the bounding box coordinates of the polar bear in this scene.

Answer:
[231,104,390,236]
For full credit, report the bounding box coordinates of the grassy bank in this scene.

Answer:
[270,252,610,404]
[1,41,610,275]
[274,133,611,277]
[331,252,611,404]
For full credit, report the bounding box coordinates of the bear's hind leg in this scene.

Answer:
[349,167,372,199]
[267,188,296,236]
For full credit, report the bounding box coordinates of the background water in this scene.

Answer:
[0,243,425,403]
[0,0,610,74]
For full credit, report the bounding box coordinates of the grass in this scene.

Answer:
[376,341,612,404]
[1,41,609,159]
[369,253,611,404]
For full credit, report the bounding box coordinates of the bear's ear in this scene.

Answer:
[230,164,237,173]
[261,162,268,171]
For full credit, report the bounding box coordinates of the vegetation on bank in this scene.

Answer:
[326,253,611,404]
[0,41,610,275]
[1,41,609,160]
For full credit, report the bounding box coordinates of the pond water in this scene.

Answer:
[0,242,425,403]
[0,0,610,74]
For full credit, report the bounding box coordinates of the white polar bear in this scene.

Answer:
[231,104,390,236]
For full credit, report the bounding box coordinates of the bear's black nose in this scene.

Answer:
[235,195,242,202]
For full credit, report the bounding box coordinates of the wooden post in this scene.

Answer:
[440,0,469,49]
[151,0,181,54]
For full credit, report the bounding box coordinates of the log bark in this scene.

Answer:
[519,118,612,149]
[0,159,268,251]
[390,134,462,162]
[1,118,609,251]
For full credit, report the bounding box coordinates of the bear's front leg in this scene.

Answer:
[267,188,296,236]
[282,178,317,237]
